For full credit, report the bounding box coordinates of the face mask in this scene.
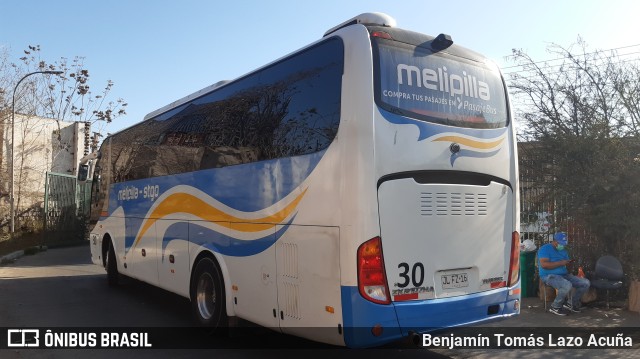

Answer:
[556,245,565,251]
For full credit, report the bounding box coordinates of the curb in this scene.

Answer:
[0,249,25,265]
[0,245,48,265]
[0,241,89,266]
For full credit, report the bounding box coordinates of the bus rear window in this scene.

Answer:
[374,41,508,129]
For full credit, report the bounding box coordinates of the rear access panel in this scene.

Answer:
[378,177,513,302]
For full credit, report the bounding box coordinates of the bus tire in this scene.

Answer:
[190,257,227,330]
[106,240,119,286]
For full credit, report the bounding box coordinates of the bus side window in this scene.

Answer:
[78,164,89,182]
[92,166,102,202]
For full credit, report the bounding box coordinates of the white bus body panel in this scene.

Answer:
[379,179,513,299]
[127,218,159,286]
[334,25,379,288]
[275,225,342,345]
[216,240,279,328]
[373,105,518,301]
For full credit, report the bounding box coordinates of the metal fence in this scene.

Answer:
[517,142,618,300]
[43,172,91,244]
[518,143,600,265]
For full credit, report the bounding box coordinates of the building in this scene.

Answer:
[0,113,87,219]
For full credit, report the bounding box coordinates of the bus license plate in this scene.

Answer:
[441,273,469,289]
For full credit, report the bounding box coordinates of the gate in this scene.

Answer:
[43,172,90,244]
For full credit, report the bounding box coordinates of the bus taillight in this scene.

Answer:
[507,231,520,287]
[370,31,392,40]
[357,237,390,305]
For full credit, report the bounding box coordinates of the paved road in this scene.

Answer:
[0,243,194,327]
[0,244,445,359]
[1,244,639,358]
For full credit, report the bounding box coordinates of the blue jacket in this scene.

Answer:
[537,243,569,277]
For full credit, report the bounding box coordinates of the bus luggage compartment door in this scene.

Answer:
[377,178,513,302]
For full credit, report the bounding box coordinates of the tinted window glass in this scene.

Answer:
[108,37,344,182]
[374,39,508,129]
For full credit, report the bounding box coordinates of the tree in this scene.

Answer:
[13,45,127,148]
[508,38,640,278]
[0,45,127,231]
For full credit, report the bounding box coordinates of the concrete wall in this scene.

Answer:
[1,114,86,212]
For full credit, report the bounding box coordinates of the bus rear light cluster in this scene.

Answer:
[357,237,390,305]
[507,231,520,287]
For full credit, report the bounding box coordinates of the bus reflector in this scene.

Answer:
[371,324,384,337]
[357,237,390,305]
[507,231,520,287]
[394,293,418,301]
[325,306,334,314]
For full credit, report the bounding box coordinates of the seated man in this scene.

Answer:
[538,232,591,315]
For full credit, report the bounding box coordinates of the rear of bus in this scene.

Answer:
[340,20,520,348]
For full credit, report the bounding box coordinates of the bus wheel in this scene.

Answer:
[191,257,227,330]
[106,240,119,286]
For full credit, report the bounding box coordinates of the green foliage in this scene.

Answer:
[510,38,640,279]
[0,45,127,234]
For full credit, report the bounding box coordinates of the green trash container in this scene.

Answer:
[519,251,536,297]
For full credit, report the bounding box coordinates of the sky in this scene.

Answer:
[2,0,639,135]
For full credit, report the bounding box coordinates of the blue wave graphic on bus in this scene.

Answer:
[380,109,507,141]
[430,134,505,166]
[450,149,501,166]
[161,222,188,255]
[161,216,296,257]
[112,150,325,252]
[110,149,325,217]
[380,109,507,166]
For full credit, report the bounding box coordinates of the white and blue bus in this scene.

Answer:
[86,13,520,348]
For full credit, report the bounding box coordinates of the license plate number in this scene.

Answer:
[441,273,469,289]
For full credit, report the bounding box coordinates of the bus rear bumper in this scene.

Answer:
[341,285,520,348]
[393,287,520,336]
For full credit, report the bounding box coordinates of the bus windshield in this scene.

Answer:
[375,40,508,129]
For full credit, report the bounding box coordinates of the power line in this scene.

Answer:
[501,43,640,70]
[504,57,640,83]
[501,50,640,83]
[502,44,640,70]
[502,50,640,76]
[502,50,640,77]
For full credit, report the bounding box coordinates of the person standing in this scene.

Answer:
[538,232,591,315]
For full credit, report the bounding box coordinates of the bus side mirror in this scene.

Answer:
[78,164,89,182]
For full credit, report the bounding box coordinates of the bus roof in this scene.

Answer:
[323,12,396,37]
[140,13,397,125]
[138,12,494,131]
[142,80,230,122]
